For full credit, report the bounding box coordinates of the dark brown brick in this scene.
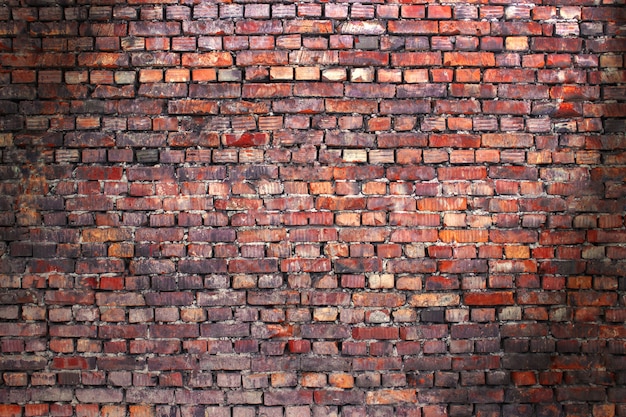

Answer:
[179,259,227,274]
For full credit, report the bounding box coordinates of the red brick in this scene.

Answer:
[440,230,488,243]
[391,52,442,67]
[222,132,269,148]
[334,258,382,274]
[386,166,436,181]
[242,83,292,98]
[444,52,495,67]
[281,258,331,273]
[397,84,446,98]
[234,19,279,34]
[52,357,96,370]
[379,133,429,149]
[286,19,332,34]
[429,134,480,148]
[273,98,324,113]
[588,230,626,243]
[352,327,399,340]
[388,259,437,274]
[435,99,482,114]
[168,100,218,115]
[490,166,538,180]
[228,259,278,274]
[24,404,49,417]
[401,5,425,18]
[326,99,377,114]
[483,101,530,115]
[352,293,405,307]
[237,51,288,66]
[439,260,488,274]
[440,21,489,35]
[438,167,487,180]
[418,197,466,211]
[532,37,582,52]
[465,292,515,306]
[390,229,438,243]
[189,83,240,99]
[540,231,586,245]
[485,68,536,83]
[380,100,430,115]
[78,53,129,68]
[75,404,99,417]
[45,290,95,306]
[499,84,549,100]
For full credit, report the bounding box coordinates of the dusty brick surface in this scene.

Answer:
[0,0,625,415]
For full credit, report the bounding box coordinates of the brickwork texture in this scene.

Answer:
[0,0,625,416]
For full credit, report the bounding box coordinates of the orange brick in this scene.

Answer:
[101,406,126,417]
[505,245,531,259]
[300,373,326,388]
[129,405,154,417]
[165,68,190,82]
[191,69,217,82]
[138,69,162,83]
[329,373,354,389]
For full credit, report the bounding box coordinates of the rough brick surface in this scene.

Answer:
[0,0,625,416]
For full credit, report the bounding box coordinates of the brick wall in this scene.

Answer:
[0,0,625,416]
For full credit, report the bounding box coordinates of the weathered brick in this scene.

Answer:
[189,83,240,99]
[410,294,460,307]
[339,21,385,35]
[179,259,227,274]
[388,20,439,34]
[490,166,538,180]
[444,52,495,67]
[465,292,515,306]
[0,3,620,414]
[441,168,486,184]
[397,84,446,98]
[366,389,417,405]
[264,390,313,406]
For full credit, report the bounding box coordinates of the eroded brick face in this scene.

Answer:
[0,0,625,416]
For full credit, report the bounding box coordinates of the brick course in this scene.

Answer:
[0,0,625,415]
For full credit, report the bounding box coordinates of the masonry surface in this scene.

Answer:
[0,0,625,416]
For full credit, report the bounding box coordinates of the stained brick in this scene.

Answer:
[532,38,583,52]
[489,166,538,180]
[189,84,240,99]
[444,52,495,67]
[397,84,446,98]
[335,258,382,274]
[339,51,389,66]
[388,20,439,34]
[264,390,313,406]
[129,22,179,37]
[465,292,515,306]
[168,100,218,115]
[366,389,417,405]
